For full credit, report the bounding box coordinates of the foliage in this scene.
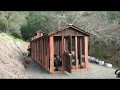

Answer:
[1,11,120,63]
[0,11,28,38]
[94,46,102,58]
[103,54,112,59]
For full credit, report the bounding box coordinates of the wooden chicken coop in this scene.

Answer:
[30,24,90,74]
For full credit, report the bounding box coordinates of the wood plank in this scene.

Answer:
[40,39,42,63]
[64,52,72,73]
[34,41,36,60]
[47,38,50,69]
[37,40,38,61]
[44,38,46,68]
[32,42,34,59]
[59,38,62,56]
[84,36,88,69]
[41,39,43,64]
[75,36,78,70]
[33,42,35,59]
[39,39,40,62]
[39,39,41,62]
[34,42,35,59]
[69,35,72,54]
[62,36,64,72]
[49,36,54,73]
[38,40,39,61]
[80,37,82,67]
[45,38,47,69]
[52,28,85,36]
[40,40,41,63]
[43,38,45,66]
[35,41,37,60]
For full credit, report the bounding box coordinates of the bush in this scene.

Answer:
[103,54,112,59]
[94,47,102,58]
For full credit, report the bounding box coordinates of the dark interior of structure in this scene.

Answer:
[53,36,85,72]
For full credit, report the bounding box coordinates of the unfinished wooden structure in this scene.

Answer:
[30,25,90,74]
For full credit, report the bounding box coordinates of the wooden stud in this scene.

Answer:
[37,40,38,61]
[35,41,37,60]
[69,35,72,54]
[47,38,50,70]
[49,36,54,73]
[39,39,41,62]
[45,37,47,69]
[43,38,44,65]
[84,36,88,69]
[62,36,64,72]
[80,37,82,67]
[40,39,42,63]
[41,39,43,64]
[75,36,78,70]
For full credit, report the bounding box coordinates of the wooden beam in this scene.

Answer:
[45,38,47,69]
[43,38,45,66]
[35,40,37,60]
[64,37,66,52]
[84,36,88,69]
[41,39,43,64]
[75,36,78,70]
[69,35,72,54]
[80,37,82,67]
[47,38,50,70]
[39,39,41,62]
[37,40,38,61]
[49,36,54,73]
[34,41,36,60]
[62,36,64,72]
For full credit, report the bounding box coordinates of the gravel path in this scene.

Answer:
[26,58,118,79]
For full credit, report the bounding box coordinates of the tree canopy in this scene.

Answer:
[1,11,120,64]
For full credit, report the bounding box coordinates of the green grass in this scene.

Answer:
[0,32,26,44]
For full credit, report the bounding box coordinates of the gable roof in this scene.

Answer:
[48,24,91,36]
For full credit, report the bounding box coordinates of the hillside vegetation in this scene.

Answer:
[0,33,28,78]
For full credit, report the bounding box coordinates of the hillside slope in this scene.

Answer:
[0,33,28,79]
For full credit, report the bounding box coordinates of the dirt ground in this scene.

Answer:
[26,58,118,79]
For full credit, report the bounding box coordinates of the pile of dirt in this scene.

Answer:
[0,33,29,79]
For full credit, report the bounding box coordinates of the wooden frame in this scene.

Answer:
[30,25,90,74]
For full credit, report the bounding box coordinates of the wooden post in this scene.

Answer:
[84,36,88,69]
[34,41,36,60]
[40,39,41,62]
[37,40,38,61]
[41,39,43,64]
[62,36,64,72]
[31,41,35,59]
[75,36,78,70]
[80,37,82,67]
[69,35,72,54]
[39,39,40,62]
[43,38,45,66]
[45,38,47,69]
[49,36,54,73]
[47,38,50,70]
[35,40,37,60]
